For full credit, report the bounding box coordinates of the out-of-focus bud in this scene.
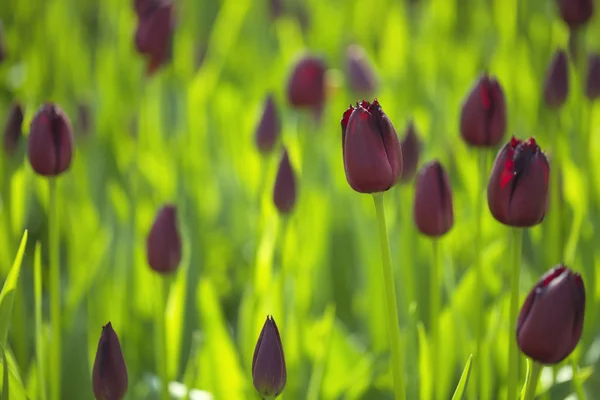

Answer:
[413,161,454,237]
[585,53,600,101]
[399,121,420,183]
[517,265,585,364]
[543,50,569,108]
[92,322,128,400]
[134,1,174,75]
[255,95,280,154]
[269,0,284,20]
[273,148,297,214]
[28,103,74,177]
[556,0,594,30]
[146,205,182,274]
[252,315,286,399]
[459,73,507,147]
[341,99,402,193]
[287,56,326,111]
[77,103,92,136]
[487,136,550,227]
[3,103,24,156]
[345,44,378,96]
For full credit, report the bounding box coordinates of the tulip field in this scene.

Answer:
[2,0,600,399]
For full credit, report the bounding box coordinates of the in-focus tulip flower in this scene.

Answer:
[543,50,569,108]
[134,1,174,75]
[345,44,378,96]
[92,322,128,400]
[556,0,594,30]
[3,103,24,156]
[273,148,297,214]
[517,265,585,364]
[287,56,326,111]
[585,53,600,101]
[252,315,286,399]
[146,205,182,274]
[341,99,402,193]
[28,103,74,177]
[255,95,280,154]
[459,73,507,147]
[399,121,420,183]
[413,161,454,237]
[487,136,550,227]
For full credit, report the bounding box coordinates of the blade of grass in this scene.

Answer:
[2,348,8,400]
[451,354,473,400]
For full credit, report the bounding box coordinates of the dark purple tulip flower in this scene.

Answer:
[459,73,507,147]
[255,95,280,154]
[543,50,569,108]
[345,44,378,96]
[413,161,454,237]
[92,322,128,400]
[557,0,594,30]
[585,54,600,101]
[3,103,24,156]
[517,265,585,364]
[399,121,421,183]
[252,315,286,399]
[134,0,174,75]
[146,205,182,274]
[341,99,403,193]
[287,56,326,111]
[273,148,297,214]
[487,136,550,227]
[28,103,74,177]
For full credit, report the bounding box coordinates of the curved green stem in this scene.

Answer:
[430,240,442,400]
[521,360,542,400]
[373,193,406,400]
[507,228,524,400]
[474,149,487,397]
[49,178,61,400]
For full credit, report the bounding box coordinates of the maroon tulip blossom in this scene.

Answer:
[146,205,182,274]
[345,44,378,96]
[255,95,280,154]
[399,121,421,183]
[252,315,286,399]
[585,53,600,101]
[556,0,594,30]
[92,322,128,400]
[273,148,297,214]
[287,56,326,111]
[134,0,174,75]
[543,50,569,108]
[413,161,454,237]
[3,102,24,156]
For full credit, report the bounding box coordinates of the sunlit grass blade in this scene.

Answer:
[451,354,473,400]
[34,242,46,400]
[2,348,8,400]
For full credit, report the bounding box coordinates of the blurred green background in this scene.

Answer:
[0,0,599,399]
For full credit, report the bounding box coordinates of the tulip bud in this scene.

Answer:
[28,103,74,177]
[287,56,326,111]
[252,315,286,399]
[399,121,421,183]
[269,0,284,20]
[146,205,182,274]
[273,148,297,214]
[459,73,507,147]
[3,103,24,156]
[345,44,378,96]
[487,136,550,227]
[134,1,174,75]
[517,265,585,364]
[341,99,402,193]
[413,161,454,237]
[543,50,569,108]
[556,0,594,30]
[255,95,280,154]
[585,53,600,101]
[92,322,128,400]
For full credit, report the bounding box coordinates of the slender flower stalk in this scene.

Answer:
[521,360,542,400]
[474,150,487,397]
[430,240,442,400]
[507,227,523,400]
[49,178,61,400]
[154,276,170,400]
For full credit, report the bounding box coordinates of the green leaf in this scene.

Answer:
[451,354,474,400]
[2,348,8,400]
[0,347,27,399]
[417,323,432,400]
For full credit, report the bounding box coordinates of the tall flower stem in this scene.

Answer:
[521,359,542,400]
[155,276,170,400]
[48,178,61,400]
[430,239,442,400]
[474,149,487,397]
[507,227,524,400]
[373,193,406,400]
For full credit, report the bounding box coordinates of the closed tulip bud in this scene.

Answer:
[341,99,402,193]
[413,161,454,237]
[399,121,421,183]
[252,316,286,399]
[134,1,174,75]
[3,103,24,156]
[287,56,326,111]
[255,95,280,154]
[345,44,378,96]
[543,50,569,108]
[92,322,128,400]
[459,73,507,147]
[28,103,74,177]
[273,148,297,214]
[517,265,585,364]
[585,53,600,101]
[487,136,550,227]
[556,0,594,30]
[146,205,182,274]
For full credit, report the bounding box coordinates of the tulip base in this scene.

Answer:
[521,360,542,400]
[507,227,524,400]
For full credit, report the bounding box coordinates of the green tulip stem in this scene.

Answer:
[507,227,524,400]
[521,359,542,400]
[474,149,487,397]
[49,178,62,400]
[155,276,170,400]
[430,239,442,400]
[373,193,406,400]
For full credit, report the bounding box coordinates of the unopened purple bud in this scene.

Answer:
[252,315,286,398]
[92,322,128,400]
[146,205,182,274]
[273,148,297,214]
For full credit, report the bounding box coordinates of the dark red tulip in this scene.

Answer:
[134,1,174,75]
[517,265,585,364]
[255,95,280,154]
[399,121,421,183]
[3,103,24,156]
[543,50,569,108]
[273,148,297,214]
[585,54,600,101]
[92,322,128,400]
[28,103,74,177]
[556,0,594,30]
[146,205,182,274]
[487,136,550,227]
[345,44,378,96]
[459,73,507,147]
[252,316,286,399]
[341,99,402,193]
[413,161,454,237]
[287,56,326,111]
